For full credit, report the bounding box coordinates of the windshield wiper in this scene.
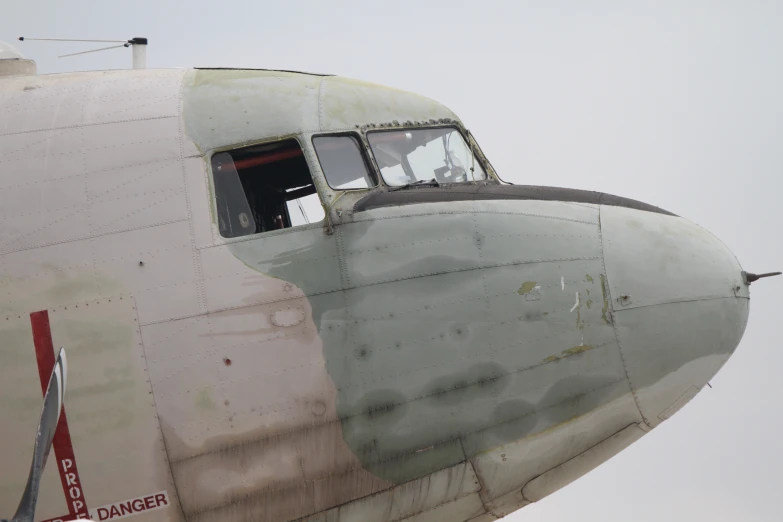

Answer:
[390,178,440,191]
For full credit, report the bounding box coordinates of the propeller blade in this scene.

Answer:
[4,348,67,522]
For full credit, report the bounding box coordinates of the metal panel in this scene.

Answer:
[0,69,184,132]
[92,221,196,293]
[0,237,104,315]
[182,69,322,153]
[140,303,340,453]
[612,297,749,427]
[181,70,459,153]
[134,280,201,326]
[82,117,181,176]
[319,76,459,132]
[183,155,214,249]
[340,211,481,288]
[399,493,485,522]
[483,261,617,370]
[202,227,342,311]
[81,69,183,125]
[85,156,183,203]
[0,128,84,192]
[140,297,389,519]
[298,462,481,522]
[522,423,645,502]
[0,164,91,254]
[0,75,89,133]
[92,221,201,325]
[386,462,480,521]
[0,312,69,520]
[48,296,182,521]
[468,393,641,512]
[0,296,182,521]
[472,199,599,268]
[600,204,748,309]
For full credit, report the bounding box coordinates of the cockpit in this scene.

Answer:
[366,128,487,186]
[210,125,492,239]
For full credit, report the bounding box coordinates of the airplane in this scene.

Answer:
[0,38,779,522]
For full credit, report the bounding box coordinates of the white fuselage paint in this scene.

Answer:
[0,67,751,522]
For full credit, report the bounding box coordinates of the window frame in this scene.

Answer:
[310,131,379,192]
[364,125,490,187]
[207,136,328,241]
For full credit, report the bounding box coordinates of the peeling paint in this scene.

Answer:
[569,292,580,313]
[561,277,565,291]
[585,274,594,284]
[600,274,611,325]
[570,291,585,330]
[585,299,593,309]
[517,281,538,295]
[542,345,596,364]
[562,345,594,357]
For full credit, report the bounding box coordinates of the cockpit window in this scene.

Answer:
[312,135,377,190]
[367,127,487,187]
[211,139,325,238]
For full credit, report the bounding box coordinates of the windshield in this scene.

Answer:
[367,127,487,187]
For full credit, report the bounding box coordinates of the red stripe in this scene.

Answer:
[31,310,90,519]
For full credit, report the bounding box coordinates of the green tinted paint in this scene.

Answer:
[182,71,624,487]
[196,387,216,411]
[517,281,538,295]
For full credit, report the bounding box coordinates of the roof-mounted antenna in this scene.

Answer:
[17,37,148,69]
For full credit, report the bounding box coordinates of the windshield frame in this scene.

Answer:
[365,125,488,187]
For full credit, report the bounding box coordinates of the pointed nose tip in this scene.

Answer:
[601,204,750,427]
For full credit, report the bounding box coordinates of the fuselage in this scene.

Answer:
[0,67,750,522]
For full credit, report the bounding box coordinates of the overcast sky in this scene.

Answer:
[2,1,781,520]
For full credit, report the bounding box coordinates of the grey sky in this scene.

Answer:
[2,1,781,520]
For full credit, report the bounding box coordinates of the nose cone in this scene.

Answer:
[601,205,750,427]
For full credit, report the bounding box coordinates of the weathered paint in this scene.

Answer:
[181,69,460,155]
[517,282,538,295]
[600,274,611,325]
[0,66,752,522]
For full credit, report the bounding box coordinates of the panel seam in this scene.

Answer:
[612,294,747,312]
[177,72,207,314]
[135,255,602,326]
[0,114,178,137]
[133,298,187,520]
[464,450,501,519]
[597,205,651,427]
[317,76,328,131]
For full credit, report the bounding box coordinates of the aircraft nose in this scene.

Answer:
[600,204,750,428]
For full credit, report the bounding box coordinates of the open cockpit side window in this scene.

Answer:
[211,139,325,239]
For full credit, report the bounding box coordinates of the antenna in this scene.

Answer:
[17,37,148,69]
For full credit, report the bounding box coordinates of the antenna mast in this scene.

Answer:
[16,37,148,69]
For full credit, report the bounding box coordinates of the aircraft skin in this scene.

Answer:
[0,66,750,522]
